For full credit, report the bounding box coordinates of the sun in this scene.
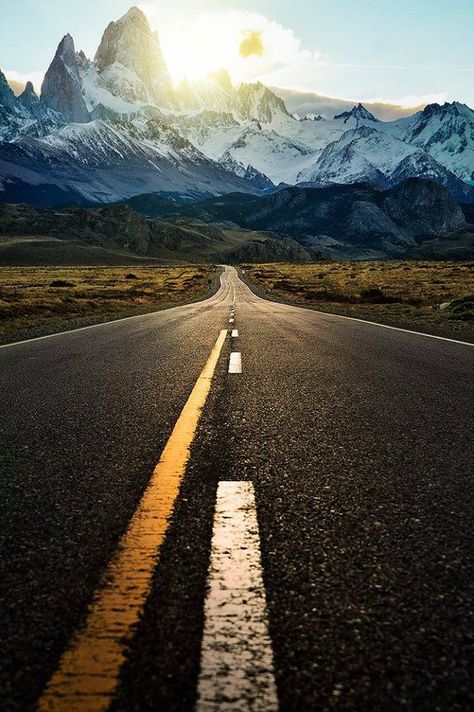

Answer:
[151,11,272,86]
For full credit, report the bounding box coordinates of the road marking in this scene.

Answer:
[0,311,166,349]
[37,329,228,712]
[197,481,278,712]
[229,317,235,324]
[311,310,474,347]
[231,329,239,338]
[229,352,242,373]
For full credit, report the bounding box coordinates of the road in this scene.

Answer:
[0,266,473,712]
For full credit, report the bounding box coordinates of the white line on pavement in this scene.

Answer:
[231,329,239,338]
[229,318,235,324]
[312,310,474,346]
[228,352,242,373]
[197,481,278,712]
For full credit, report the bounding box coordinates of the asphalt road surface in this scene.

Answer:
[0,266,473,712]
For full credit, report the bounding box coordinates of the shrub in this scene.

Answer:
[360,287,399,304]
[49,280,74,288]
[125,273,138,280]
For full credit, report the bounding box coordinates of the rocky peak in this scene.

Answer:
[207,69,233,95]
[237,82,290,123]
[0,69,17,109]
[41,34,90,122]
[56,33,76,61]
[334,103,378,124]
[18,81,40,112]
[94,6,174,107]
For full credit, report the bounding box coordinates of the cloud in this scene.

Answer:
[144,8,324,84]
[240,31,264,59]
[364,93,449,108]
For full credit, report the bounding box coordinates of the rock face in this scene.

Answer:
[383,178,466,236]
[236,82,290,123]
[399,102,474,182]
[0,71,17,110]
[165,178,467,258]
[334,103,378,124]
[41,34,90,122]
[95,6,174,107]
[219,151,274,192]
[18,81,41,115]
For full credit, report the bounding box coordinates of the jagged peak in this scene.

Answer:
[19,80,39,104]
[119,6,149,25]
[0,69,17,108]
[420,100,473,120]
[22,80,36,95]
[334,103,378,122]
[207,69,233,93]
[56,33,76,60]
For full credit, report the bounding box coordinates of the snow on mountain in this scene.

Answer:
[390,102,474,182]
[168,109,316,184]
[218,150,274,192]
[94,6,174,108]
[0,69,64,141]
[299,124,474,202]
[333,103,379,125]
[0,116,261,206]
[168,82,349,184]
[176,70,236,113]
[40,8,174,123]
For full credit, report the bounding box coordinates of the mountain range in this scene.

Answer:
[1,5,474,210]
[2,179,472,264]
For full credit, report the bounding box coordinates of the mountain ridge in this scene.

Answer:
[1,5,473,209]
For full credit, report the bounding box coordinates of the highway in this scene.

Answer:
[0,266,473,712]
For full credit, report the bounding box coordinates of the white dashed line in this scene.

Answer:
[229,318,235,324]
[231,329,239,338]
[197,481,278,712]
[228,352,242,373]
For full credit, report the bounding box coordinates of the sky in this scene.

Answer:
[1,0,473,108]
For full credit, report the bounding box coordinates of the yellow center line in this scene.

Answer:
[38,328,229,712]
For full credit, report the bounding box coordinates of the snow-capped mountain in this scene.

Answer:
[298,124,474,202]
[333,103,379,125]
[391,102,474,183]
[0,71,63,141]
[1,5,473,207]
[94,6,174,108]
[0,115,260,206]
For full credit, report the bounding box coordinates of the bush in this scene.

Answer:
[360,287,399,304]
[49,280,74,288]
[448,295,474,315]
[125,273,138,280]
[304,289,352,302]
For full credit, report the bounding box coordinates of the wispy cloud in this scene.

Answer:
[364,93,449,109]
[141,7,324,83]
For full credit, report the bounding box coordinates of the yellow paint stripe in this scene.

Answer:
[38,329,229,712]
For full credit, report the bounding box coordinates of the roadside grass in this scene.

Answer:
[242,261,474,342]
[0,265,217,344]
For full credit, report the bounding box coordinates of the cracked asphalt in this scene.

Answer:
[0,267,473,711]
